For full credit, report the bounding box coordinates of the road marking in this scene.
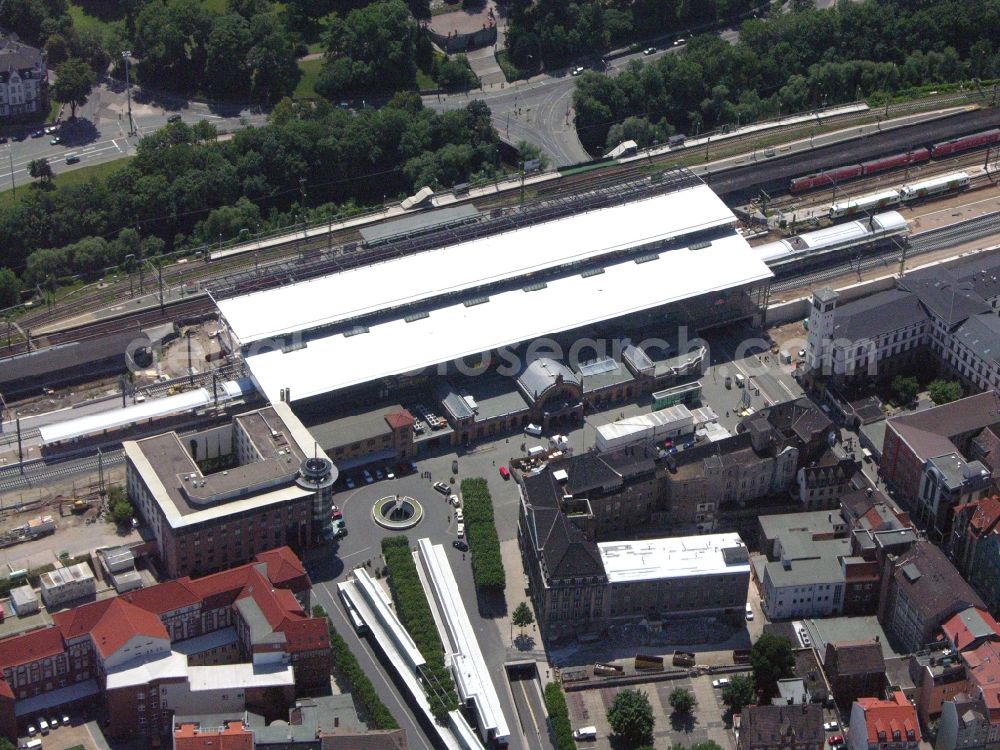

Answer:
[338,546,371,561]
[516,678,542,737]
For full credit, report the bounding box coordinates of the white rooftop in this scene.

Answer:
[39,380,244,444]
[217,183,741,344]
[598,532,750,584]
[105,650,188,690]
[187,663,295,691]
[244,231,771,403]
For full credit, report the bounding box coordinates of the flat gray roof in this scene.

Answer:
[759,510,846,542]
[359,204,480,245]
[300,402,406,449]
[802,616,898,663]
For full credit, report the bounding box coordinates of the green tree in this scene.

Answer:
[203,13,252,98]
[608,688,655,747]
[316,0,417,98]
[0,268,20,308]
[511,601,534,637]
[751,633,794,698]
[669,687,696,714]
[108,485,135,525]
[0,737,15,750]
[928,379,962,405]
[891,374,919,406]
[27,158,54,183]
[721,674,756,713]
[53,57,96,118]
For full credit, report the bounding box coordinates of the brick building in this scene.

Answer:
[950,497,1000,613]
[0,548,328,742]
[824,641,886,713]
[125,403,337,578]
[878,540,985,653]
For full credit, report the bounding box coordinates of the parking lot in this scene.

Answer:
[20,716,109,750]
[564,673,739,750]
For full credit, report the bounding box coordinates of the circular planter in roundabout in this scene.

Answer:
[372,494,424,530]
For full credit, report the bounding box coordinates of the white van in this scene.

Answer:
[573,726,597,740]
[527,445,546,458]
[734,373,746,388]
[524,423,543,437]
[21,740,42,749]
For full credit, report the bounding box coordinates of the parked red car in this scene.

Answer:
[499,465,511,480]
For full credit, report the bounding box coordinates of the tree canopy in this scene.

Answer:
[0,95,500,289]
[608,688,655,747]
[573,0,1000,153]
[316,0,418,98]
[891,375,920,406]
[750,633,794,698]
[928,379,962,405]
[721,674,756,714]
[53,57,96,118]
[669,687,696,714]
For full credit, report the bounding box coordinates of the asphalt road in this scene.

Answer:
[0,80,267,191]
[422,32,740,167]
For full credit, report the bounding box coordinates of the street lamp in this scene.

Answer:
[122,51,136,136]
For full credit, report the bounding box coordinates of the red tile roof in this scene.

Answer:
[237,570,328,654]
[174,720,254,750]
[0,627,64,670]
[942,608,1000,651]
[52,598,116,642]
[383,410,414,430]
[90,599,169,659]
[121,578,201,614]
[0,678,13,700]
[254,547,309,589]
[969,496,1000,538]
[855,691,921,744]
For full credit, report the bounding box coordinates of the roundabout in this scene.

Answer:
[372,494,424,530]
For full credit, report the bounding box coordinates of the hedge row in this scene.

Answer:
[311,605,399,731]
[543,681,575,750]
[380,535,459,721]
[459,478,506,592]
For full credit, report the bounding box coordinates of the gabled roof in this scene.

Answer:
[855,691,921,743]
[543,514,605,580]
[899,270,991,328]
[942,608,1000,652]
[967,496,1000,539]
[121,579,202,614]
[0,626,65,669]
[253,547,309,589]
[891,541,985,622]
[741,704,823,746]
[235,568,328,654]
[90,598,170,659]
[52,598,117,642]
[887,392,1000,463]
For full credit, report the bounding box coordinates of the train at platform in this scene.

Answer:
[790,128,1000,193]
[828,171,972,219]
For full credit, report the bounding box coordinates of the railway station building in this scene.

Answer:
[209,169,773,467]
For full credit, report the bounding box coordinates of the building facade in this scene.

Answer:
[0,36,47,120]
[0,548,327,742]
[125,403,336,578]
[737,704,824,750]
[848,692,921,750]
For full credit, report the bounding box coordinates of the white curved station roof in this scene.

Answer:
[217,183,740,344]
[244,231,771,403]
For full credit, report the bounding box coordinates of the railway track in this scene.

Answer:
[0,449,124,493]
[6,105,1000,355]
[770,210,1000,293]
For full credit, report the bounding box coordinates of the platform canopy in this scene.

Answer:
[243,231,772,403]
[216,182,740,345]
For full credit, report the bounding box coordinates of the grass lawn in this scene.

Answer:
[0,158,125,207]
[416,68,438,92]
[294,58,323,99]
[305,41,325,55]
[66,0,117,35]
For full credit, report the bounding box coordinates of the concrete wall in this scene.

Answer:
[186,424,234,463]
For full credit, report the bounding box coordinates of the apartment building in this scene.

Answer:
[0,35,47,120]
[848,692,921,750]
